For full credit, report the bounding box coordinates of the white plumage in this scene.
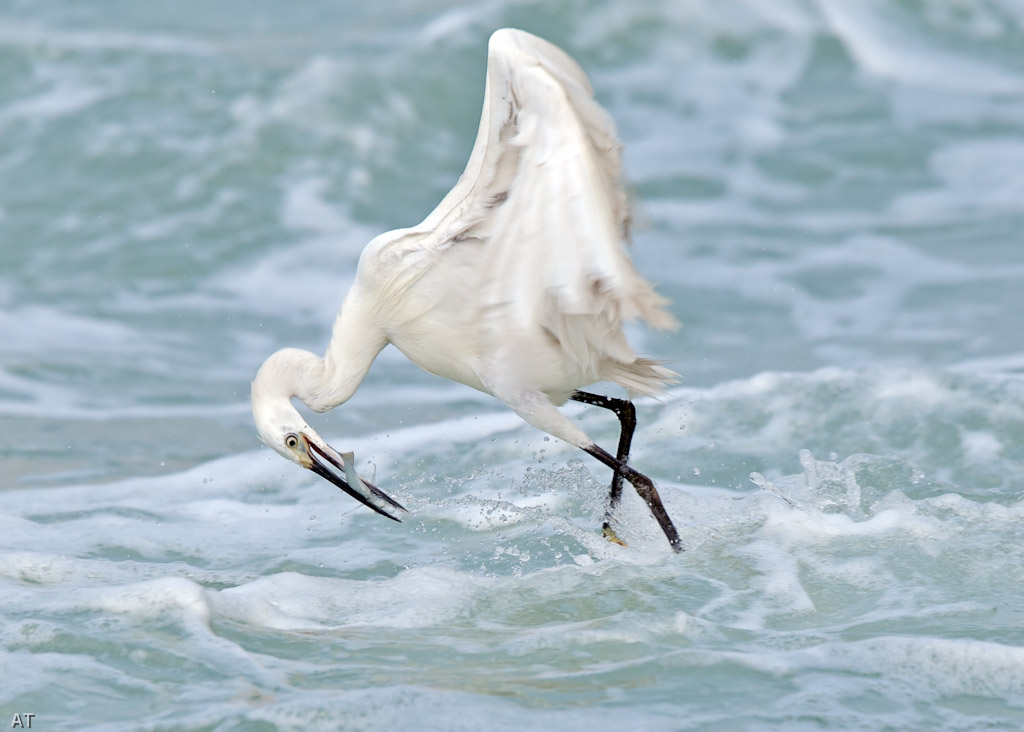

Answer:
[252,29,682,551]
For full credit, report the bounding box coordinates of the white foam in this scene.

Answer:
[0,304,138,358]
[86,577,213,624]
[211,567,487,630]
[0,82,106,125]
[894,138,1024,218]
[281,177,351,234]
[0,647,157,700]
[427,493,570,531]
[765,505,941,541]
[921,491,1024,523]
[960,430,1003,463]
[733,536,818,624]
[418,5,495,45]
[0,21,214,56]
[818,0,1023,93]
[0,551,82,585]
[801,636,1024,699]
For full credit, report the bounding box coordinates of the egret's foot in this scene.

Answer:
[602,524,628,547]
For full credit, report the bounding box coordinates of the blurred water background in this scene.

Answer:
[2,1,1024,729]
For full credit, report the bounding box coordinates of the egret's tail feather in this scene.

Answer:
[602,357,679,397]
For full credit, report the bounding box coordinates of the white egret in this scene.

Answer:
[252,28,683,551]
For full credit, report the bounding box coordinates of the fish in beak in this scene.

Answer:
[300,435,407,522]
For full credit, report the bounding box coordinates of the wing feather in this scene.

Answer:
[377,28,677,392]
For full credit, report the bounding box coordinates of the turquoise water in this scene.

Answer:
[3,1,1024,729]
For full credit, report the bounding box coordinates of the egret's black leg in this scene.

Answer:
[583,443,682,552]
[571,391,636,541]
[572,391,682,552]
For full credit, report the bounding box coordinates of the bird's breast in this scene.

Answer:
[388,322,489,394]
[372,238,591,401]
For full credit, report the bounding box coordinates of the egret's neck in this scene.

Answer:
[253,294,388,416]
[312,296,388,411]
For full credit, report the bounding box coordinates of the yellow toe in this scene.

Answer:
[602,526,629,547]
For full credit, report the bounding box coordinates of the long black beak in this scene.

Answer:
[304,437,407,522]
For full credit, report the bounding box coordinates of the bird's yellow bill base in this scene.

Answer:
[602,525,629,547]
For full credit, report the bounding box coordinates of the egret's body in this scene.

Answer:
[252,28,683,551]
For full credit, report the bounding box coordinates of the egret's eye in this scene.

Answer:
[285,434,299,449]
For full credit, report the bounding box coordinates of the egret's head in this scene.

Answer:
[251,349,406,521]
[251,349,318,463]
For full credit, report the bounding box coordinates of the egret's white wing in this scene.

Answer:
[383,29,677,390]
